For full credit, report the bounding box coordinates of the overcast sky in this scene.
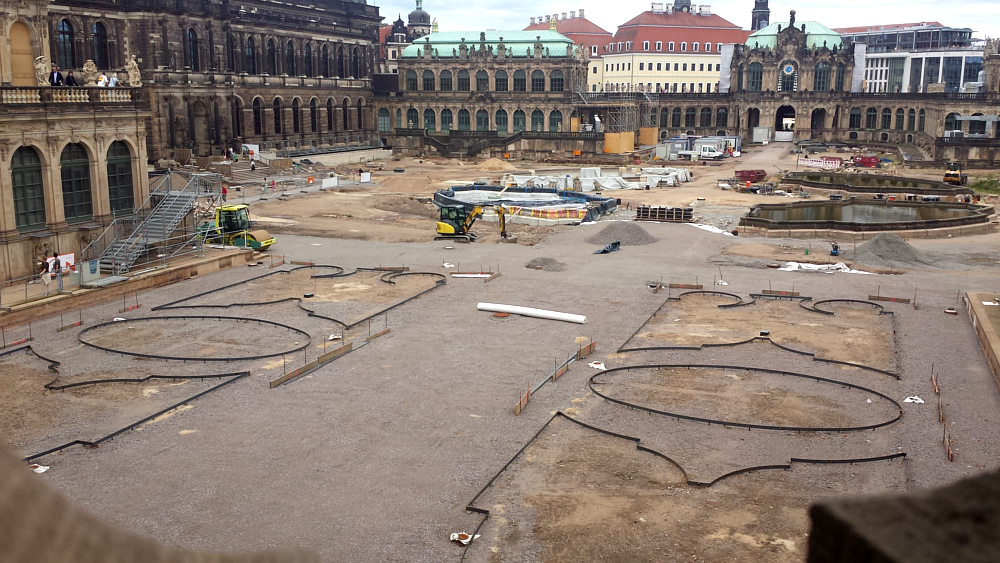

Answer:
[374,0,998,40]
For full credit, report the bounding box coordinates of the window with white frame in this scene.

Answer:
[668,41,674,51]
[617,42,623,50]
[643,41,649,50]
[717,43,723,52]
[626,41,632,50]
[639,62,644,70]
[693,42,698,52]
[705,42,711,52]
[681,42,687,51]
[655,41,662,51]
[591,45,598,56]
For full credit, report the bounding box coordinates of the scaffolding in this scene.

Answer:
[574,91,640,133]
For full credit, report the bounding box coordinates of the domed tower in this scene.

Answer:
[408,0,432,39]
[751,0,770,31]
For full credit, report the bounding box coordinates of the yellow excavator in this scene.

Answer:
[435,204,508,242]
[199,204,275,250]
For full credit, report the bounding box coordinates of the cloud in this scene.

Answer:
[373,0,999,39]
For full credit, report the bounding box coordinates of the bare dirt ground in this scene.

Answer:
[629,294,896,371]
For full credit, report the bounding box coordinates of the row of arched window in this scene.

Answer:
[55,19,111,69]
[404,69,565,93]
[241,37,365,78]
[848,108,927,132]
[654,107,730,129]
[10,142,135,231]
[248,97,367,136]
[377,108,565,134]
[735,62,847,92]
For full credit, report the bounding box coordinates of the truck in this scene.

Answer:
[851,155,881,168]
[679,145,726,161]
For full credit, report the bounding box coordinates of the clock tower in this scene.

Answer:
[751,0,770,31]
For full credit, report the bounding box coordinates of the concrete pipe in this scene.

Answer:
[477,302,586,324]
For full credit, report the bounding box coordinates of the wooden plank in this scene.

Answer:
[868,295,910,304]
[668,283,703,289]
[762,290,800,297]
[318,342,353,363]
[485,272,502,283]
[56,321,84,333]
[366,328,390,342]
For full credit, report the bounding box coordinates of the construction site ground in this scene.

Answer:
[4,142,1000,563]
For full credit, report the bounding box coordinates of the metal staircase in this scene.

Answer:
[83,171,218,275]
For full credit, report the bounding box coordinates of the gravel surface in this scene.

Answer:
[584,222,658,246]
[849,233,933,269]
[524,257,567,272]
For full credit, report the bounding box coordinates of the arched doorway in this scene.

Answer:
[10,22,35,86]
[775,105,796,132]
[747,108,760,130]
[810,108,826,137]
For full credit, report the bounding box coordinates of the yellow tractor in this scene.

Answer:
[943,162,968,186]
[435,205,507,243]
[200,204,275,250]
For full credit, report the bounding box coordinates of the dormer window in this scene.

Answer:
[668,41,675,51]
[655,41,662,51]
[643,41,649,51]
[681,42,687,51]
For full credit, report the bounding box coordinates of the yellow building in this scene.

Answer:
[588,2,748,93]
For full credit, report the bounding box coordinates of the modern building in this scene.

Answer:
[834,23,982,93]
[591,1,748,94]
[1,0,151,281]
[523,9,614,60]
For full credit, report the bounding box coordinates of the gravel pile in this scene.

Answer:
[849,233,933,268]
[584,222,658,246]
[525,257,567,272]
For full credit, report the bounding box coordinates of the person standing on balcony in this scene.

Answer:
[65,71,78,86]
[97,73,108,87]
[108,74,119,88]
[49,66,64,86]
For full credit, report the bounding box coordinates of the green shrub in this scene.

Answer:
[970,174,1000,195]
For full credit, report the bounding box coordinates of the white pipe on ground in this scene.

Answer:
[477,302,586,324]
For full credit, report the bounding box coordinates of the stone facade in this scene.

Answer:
[45,0,382,160]
[1,0,150,282]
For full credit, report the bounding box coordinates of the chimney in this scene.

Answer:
[700,5,711,14]
[562,12,567,20]
[651,2,663,13]
[578,8,585,18]
[530,16,536,25]
[570,10,576,18]
[553,13,559,22]
[544,15,550,21]
[665,4,672,14]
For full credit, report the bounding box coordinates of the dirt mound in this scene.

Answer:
[525,257,567,272]
[585,222,658,246]
[373,196,438,219]
[478,158,516,171]
[849,233,932,268]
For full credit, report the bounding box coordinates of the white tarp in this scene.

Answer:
[687,224,734,236]
[510,175,572,189]
[778,261,874,274]
[644,173,678,187]
[642,168,693,182]
[593,177,641,190]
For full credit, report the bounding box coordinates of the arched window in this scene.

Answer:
[285,41,296,75]
[530,110,544,131]
[273,98,283,134]
[186,29,199,71]
[865,107,878,129]
[495,71,508,92]
[356,99,365,130]
[457,109,471,131]
[881,108,892,130]
[476,71,489,92]
[246,37,257,75]
[405,70,418,91]
[424,109,436,132]
[233,98,243,137]
[304,43,313,77]
[513,70,526,92]
[342,98,350,129]
[440,70,452,91]
[351,46,361,78]
[736,65,744,91]
[895,108,905,130]
[266,40,277,75]
[660,108,670,128]
[671,107,682,127]
[60,143,93,221]
[11,146,45,231]
[476,110,489,131]
[918,109,925,132]
[970,113,986,135]
[716,107,728,128]
[406,107,419,128]
[835,63,846,91]
[684,107,696,127]
[377,108,391,132]
[310,99,318,132]
[849,107,862,129]
[513,109,526,132]
[944,112,961,131]
[531,70,545,92]
[253,98,263,134]
[440,109,453,132]
[748,63,763,91]
[291,99,300,133]
[91,22,109,69]
[814,62,830,91]
[57,20,75,69]
[549,110,563,132]
[457,70,470,91]
[107,141,134,214]
[395,108,402,129]
[496,109,509,134]
[700,107,712,127]
[778,60,797,92]
[321,45,329,77]
[326,98,335,130]
[550,69,564,92]
[336,46,345,77]
[907,109,916,131]
[423,70,435,91]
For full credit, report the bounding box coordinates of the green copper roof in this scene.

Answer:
[401,31,575,59]
[746,21,843,50]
